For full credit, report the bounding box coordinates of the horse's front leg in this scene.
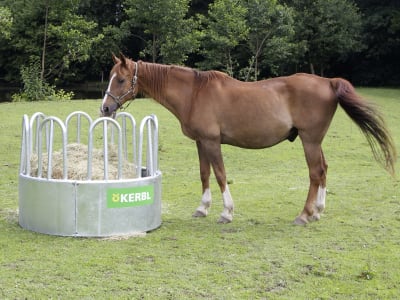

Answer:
[194,139,234,223]
[193,141,212,217]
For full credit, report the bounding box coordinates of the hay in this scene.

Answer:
[30,143,137,180]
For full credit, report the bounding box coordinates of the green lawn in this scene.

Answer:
[0,88,399,299]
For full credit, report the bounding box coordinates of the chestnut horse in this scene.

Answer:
[101,54,396,225]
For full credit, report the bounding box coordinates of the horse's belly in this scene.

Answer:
[221,126,291,149]
[219,104,294,148]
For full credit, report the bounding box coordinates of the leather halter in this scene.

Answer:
[105,61,138,109]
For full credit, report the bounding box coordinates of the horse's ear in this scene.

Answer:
[119,52,127,67]
[112,53,120,64]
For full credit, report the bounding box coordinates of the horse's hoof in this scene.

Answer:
[217,215,232,224]
[311,213,321,221]
[293,216,308,225]
[192,210,207,218]
[315,204,325,213]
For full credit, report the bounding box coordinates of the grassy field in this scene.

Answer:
[0,88,399,299]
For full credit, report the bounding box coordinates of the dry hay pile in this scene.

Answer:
[30,143,137,180]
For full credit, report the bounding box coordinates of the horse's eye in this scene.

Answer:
[118,78,125,84]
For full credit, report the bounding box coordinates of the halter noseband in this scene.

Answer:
[105,61,138,110]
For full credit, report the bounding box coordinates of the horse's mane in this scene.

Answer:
[193,69,229,94]
[139,61,229,100]
[139,62,170,101]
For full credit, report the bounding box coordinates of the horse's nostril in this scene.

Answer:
[100,105,110,116]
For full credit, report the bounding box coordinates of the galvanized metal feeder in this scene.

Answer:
[18,111,161,237]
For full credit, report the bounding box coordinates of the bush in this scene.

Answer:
[12,58,74,102]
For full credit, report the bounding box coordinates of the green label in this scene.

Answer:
[107,185,154,208]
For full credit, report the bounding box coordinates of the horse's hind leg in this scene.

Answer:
[294,141,328,225]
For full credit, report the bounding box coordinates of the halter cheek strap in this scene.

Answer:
[106,61,138,110]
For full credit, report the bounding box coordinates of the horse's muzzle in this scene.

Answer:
[100,103,118,118]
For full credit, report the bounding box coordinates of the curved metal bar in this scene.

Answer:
[115,112,137,164]
[150,114,159,173]
[138,115,159,177]
[29,112,46,155]
[37,116,68,180]
[88,117,123,180]
[65,111,93,144]
[20,115,30,175]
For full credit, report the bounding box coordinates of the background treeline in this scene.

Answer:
[0,0,399,91]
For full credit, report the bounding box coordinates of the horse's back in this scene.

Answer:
[238,73,337,122]
[258,73,334,101]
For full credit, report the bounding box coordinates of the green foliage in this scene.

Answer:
[0,0,104,84]
[0,6,12,39]
[0,0,399,86]
[123,0,201,64]
[358,263,376,280]
[48,13,104,73]
[198,0,249,76]
[244,0,298,80]
[12,58,74,102]
[291,0,363,75]
[352,0,400,85]
[161,17,203,64]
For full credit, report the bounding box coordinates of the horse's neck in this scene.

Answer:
[140,62,193,120]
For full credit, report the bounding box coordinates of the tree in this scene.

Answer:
[244,0,298,80]
[350,0,400,85]
[78,0,124,27]
[76,1,126,81]
[0,0,103,84]
[198,0,249,76]
[123,0,201,64]
[289,0,363,76]
[46,12,103,82]
[0,0,44,82]
[1,0,400,89]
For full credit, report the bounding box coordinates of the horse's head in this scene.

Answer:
[100,53,139,117]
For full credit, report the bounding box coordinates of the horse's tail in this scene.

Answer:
[330,78,397,175]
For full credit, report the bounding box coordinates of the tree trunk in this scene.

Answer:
[226,51,233,77]
[41,1,49,81]
[246,33,271,81]
[152,34,156,63]
[310,62,315,74]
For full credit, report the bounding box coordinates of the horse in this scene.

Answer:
[100,53,396,225]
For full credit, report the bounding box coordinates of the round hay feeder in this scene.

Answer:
[18,111,161,237]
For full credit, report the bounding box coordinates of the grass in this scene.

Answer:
[0,88,399,299]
